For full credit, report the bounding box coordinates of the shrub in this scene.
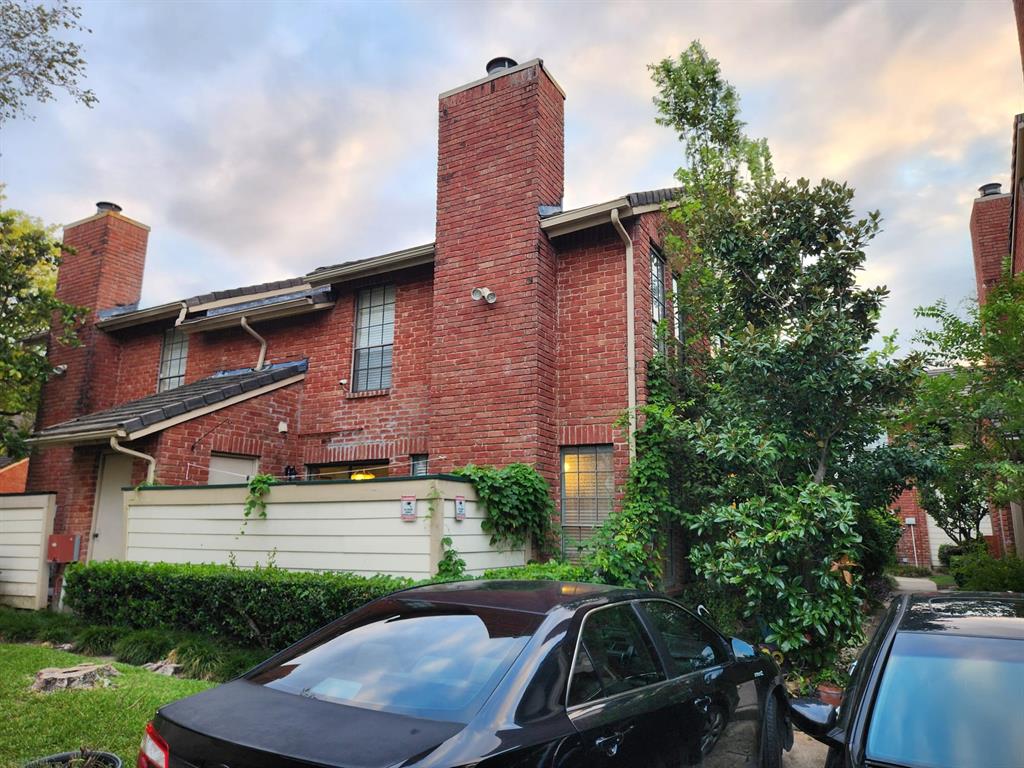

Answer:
[35,613,79,645]
[170,637,224,680]
[0,607,47,642]
[113,629,177,665]
[950,550,1024,592]
[482,561,600,582]
[216,647,271,681]
[889,564,933,578]
[675,581,752,641]
[939,540,987,570]
[856,507,902,579]
[75,624,128,656]
[64,560,414,650]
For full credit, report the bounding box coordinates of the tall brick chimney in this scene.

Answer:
[970,183,1011,304]
[430,59,564,479]
[35,203,150,430]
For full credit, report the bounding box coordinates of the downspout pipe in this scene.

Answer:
[110,435,156,485]
[610,208,637,459]
[240,316,268,370]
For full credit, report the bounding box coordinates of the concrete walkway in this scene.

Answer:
[892,575,938,594]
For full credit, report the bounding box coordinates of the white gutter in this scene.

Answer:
[610,208,637,459]
[239,316,268,370]
[174,301,187,326]
[109,435,156,485]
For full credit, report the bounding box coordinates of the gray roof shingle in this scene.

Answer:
[31,361,307,443]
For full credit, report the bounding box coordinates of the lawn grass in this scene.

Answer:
[930,572,958,589]
[0,644,212,768]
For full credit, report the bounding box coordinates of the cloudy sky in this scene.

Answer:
[2,0,1021,347]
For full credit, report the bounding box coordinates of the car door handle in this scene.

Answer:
[695,696,712,713]
[594,726,634,757]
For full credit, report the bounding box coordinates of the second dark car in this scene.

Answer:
[136,580,790,768]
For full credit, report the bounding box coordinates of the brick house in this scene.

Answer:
[893,8,1024,562]
[26,59,682,573]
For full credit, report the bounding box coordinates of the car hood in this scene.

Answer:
[158,680,466,768]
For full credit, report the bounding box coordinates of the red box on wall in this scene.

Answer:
[47,534,80,563]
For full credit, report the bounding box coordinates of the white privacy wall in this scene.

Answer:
[0,494,55,610]
[124,478,525,579]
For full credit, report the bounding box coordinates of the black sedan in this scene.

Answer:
[136,580,791,768]
[791,592,1024,768]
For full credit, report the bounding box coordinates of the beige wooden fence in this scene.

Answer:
[0,493,56,609]
[123,477,525,579]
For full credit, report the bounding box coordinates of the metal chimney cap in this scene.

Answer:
[978,183,1003,198]
[96,201,123,213]
[486,57,518,75]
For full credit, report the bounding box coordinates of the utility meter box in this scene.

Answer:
[47,534,80,563]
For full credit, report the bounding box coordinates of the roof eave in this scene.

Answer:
[306,243,435,287]
[26,427,126,447]
[95,302,184,332]
[540,198,675,238]
[178,298,334,333]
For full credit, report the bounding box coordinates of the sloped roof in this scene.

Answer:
[29,361,307,446]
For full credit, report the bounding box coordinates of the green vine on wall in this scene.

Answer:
[243,473,277,520]
[453,463,554,550]
[436,536,467,580]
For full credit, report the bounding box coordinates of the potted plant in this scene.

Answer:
[23,750,121,768]
[813,667,848,707]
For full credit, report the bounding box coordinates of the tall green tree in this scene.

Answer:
[0,0,96,124]
[907,266,1024,545]
[590,43,922,669]
[0,202,85,456]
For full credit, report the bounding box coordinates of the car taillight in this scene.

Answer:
[137,721,169,768]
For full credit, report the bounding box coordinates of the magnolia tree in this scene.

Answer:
[589,43,920,670]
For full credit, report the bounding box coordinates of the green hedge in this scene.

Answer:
[482,561,599,582]
[64,561,413,650]
[950,550,1024,592]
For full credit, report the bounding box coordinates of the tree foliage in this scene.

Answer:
[0,203,85,456]
[906,267,1024,532]
[590,42,923,669]
[0,0,96,124]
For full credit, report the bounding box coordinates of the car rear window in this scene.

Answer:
[866,633,1024,768]
[251,606,539,722]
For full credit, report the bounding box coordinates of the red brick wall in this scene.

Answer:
[0,459,28,493]
[429,61,564,484]
[893,488,931,568]
[970,193,1011,303]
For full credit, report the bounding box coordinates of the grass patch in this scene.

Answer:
[111,630,177,667]
[930,572,958,589]
[0,643,212,768]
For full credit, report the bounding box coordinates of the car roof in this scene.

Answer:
[898,592,1024,640]
[393,579,645,615]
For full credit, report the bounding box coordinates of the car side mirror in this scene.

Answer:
[730,637,757,660]
[789,697,846,750]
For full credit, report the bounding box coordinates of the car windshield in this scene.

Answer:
[250,606,538,722]
[866,632,1024,768]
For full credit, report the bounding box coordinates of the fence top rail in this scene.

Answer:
[122,473,474,492]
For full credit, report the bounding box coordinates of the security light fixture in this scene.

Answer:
[471,287,497,304]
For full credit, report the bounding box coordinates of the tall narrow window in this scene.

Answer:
[353,285,395,392]
[157,328,188,392]
[671,273,683,342]
[561,445,615,560]
[651,247,667,354]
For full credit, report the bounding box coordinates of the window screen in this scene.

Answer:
[561,445,615,559]
[353,285,395,392]
[157,328,188,392]
[651,247,667,354]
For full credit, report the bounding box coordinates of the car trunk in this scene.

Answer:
[156,679,466,768]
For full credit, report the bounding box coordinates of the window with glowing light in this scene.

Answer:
[560,445,615,560]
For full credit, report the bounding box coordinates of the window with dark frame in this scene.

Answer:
[651,246,667,354]
[560,445,615,560]
[157,328,188,392]
[353,285,395,392]
[410,454,429,476]
[306,461,389,480]
[671,272,683,342]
